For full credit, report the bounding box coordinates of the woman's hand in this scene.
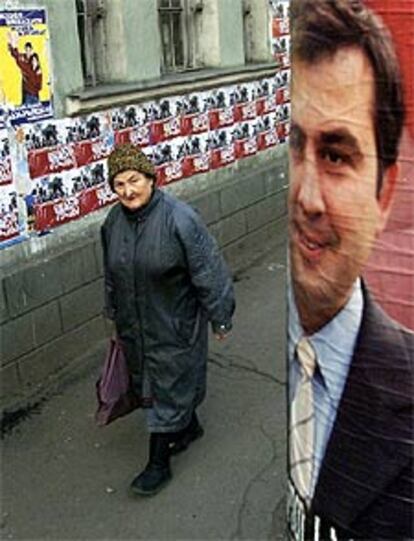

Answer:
[214,331,230,341]
[212,321,232,341]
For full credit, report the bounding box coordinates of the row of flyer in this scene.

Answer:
[0,74,291,245]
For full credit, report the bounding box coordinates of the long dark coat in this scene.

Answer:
[101,189,235,431]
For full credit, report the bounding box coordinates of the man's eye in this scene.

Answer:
[320,149,347,165]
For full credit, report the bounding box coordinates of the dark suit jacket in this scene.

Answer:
[311,285,414,539]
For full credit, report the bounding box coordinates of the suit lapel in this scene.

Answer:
[313,286,412,530]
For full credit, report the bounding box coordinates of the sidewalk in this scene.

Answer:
[1,230,287,541]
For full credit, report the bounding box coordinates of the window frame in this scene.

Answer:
[158,0,201,74]
[76,0,107,87]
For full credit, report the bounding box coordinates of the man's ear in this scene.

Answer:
[377,163,399,231]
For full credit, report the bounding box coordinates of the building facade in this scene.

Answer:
[0,0,290,417]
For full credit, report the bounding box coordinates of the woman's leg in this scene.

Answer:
[169,409,204,456]
[130,431,172,496]
[130,377,175,496]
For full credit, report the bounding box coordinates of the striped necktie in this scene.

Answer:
[290,336,316,505]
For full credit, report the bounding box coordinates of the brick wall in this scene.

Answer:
[0,146,288,417]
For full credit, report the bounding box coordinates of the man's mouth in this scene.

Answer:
[292,221,332,260]
[299,230,324,251]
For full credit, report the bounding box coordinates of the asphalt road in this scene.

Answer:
[1,230,287,541]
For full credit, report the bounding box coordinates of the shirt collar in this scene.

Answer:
[288,279,364,399]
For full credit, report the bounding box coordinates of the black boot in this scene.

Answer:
[169,411,204,456]
[130,433,172,496]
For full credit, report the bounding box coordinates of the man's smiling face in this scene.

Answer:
[289,47,397,333]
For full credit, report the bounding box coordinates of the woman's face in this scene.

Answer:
[113,169,153,210]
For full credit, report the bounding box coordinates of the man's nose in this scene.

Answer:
[296,156,325,216]
[124,184,133,198]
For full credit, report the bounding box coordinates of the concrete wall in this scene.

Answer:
[0,146,288,418]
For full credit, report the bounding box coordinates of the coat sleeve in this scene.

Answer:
[175,206,235,331]
[100,222,116,320]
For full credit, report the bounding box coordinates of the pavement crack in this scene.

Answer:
[271,494,287,540]
[230,421,284,540]
[260,424,287,540]
[208,352,286,386]
[259,422,278,458]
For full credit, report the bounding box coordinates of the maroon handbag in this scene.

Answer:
[95,338,141,426]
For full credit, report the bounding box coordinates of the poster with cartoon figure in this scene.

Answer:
[0,8,53,126]
[112,104,151,148]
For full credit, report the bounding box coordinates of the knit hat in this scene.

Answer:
[107,143,156,189]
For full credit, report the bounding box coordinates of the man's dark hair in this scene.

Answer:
[24,42,33,49]
[291,0,405,192]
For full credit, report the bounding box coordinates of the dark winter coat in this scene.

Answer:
[101,188,235,430]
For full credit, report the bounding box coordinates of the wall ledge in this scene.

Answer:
[66,63,280,116]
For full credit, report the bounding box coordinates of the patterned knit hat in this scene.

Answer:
[107,143,156,189]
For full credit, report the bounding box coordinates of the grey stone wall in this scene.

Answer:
[0,146,288,417]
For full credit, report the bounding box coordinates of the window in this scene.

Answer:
[158,0,203,73]
[76,0,107,86]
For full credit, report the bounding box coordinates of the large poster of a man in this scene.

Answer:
[287,1,414,540]
[0,8,53,126]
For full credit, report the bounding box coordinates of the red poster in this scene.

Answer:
[257,129,277,151]
[276,87,289,105]
[34,195,80,231]
[256,95,277,116]
[234,101,257,123]
[210,146,235,169]
[79,183,117,215]
[234,137,257,160]
[73,139,111,167]
[114,125,150,147]
[180,112,209,136]
[272,17,289,38]
[28,145,76,179]
[182,153,210,177]
[208,108,234,130]
[150,117,182,144]
[155,160,183,186]
[276,121,288,141]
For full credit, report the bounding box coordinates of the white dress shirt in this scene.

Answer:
[288,278,364,496]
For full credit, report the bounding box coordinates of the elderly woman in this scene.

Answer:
[101,144,235,495]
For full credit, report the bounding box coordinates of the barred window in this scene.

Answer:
[76,0,107,86]
[158,0,203,73]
